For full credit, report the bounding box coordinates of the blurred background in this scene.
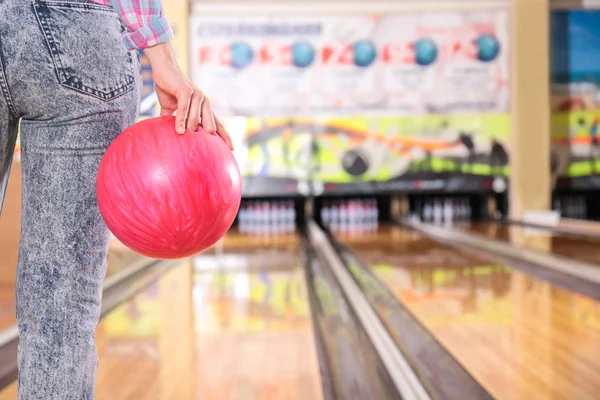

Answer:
[2,0,600,399]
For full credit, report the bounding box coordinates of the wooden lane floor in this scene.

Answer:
[461,222,600,266]
[0,163,21,333]
[0,229,323,399]
[337,224,600,400]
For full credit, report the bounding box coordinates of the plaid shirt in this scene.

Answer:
[90,0,173,50]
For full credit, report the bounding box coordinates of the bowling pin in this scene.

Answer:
[285,200,296,233]
[238,202,246,233]
[347,200,354,228]
[330,201,340,227]
[433,199,443,224]
[322,201,331,226]
[356,200,365,228]
[258,202,267,235]
[370,199,379,231]
[279,201,286,233]
[453,199,460,221]
[423,200,433,222]
[340,201,349,232]
[248,201,258,234]
[444,199,453,224]
[267,201,273,234]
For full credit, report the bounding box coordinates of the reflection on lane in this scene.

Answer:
[94,229,323,400]
[338,224,600,400]
[464,222,600,266]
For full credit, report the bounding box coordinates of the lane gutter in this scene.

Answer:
[322,227,493,400]
[307,220,431,400]
[298,227,337,400]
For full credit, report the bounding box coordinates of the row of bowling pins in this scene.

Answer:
[238,200,297,234]
[417,198,472,223]
[321,199,379,231]
[553,196,587,219]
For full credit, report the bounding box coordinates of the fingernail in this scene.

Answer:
[176,125,185,134]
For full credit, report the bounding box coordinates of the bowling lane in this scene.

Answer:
[462,222,600,266]
[0,228,321,399]
[0,163,21,333]
[337,224,600,400]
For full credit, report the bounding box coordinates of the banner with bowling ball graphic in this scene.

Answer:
[550,9,600,190]
[190,11,508,116]
[237,115,509,196]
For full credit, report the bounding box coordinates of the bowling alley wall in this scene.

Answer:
[188,6,511,196]
[137,1,600,199]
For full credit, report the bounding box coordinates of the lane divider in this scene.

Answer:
[508,218,600,239]
[407,220,600,285]
[104,256,156,290]
[0,326,17,348]
[308,220,431,400]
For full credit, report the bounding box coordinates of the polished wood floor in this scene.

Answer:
[3,191,600,400]
[0,162,21,332]
[342,224,600,400]
[0,230,323,399]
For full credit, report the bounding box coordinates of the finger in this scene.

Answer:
[215,115,234,150]
[175,86,194,134]
[200,97,217,134]
[186,90,204,132]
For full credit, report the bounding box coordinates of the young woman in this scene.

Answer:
[0,0,231,397]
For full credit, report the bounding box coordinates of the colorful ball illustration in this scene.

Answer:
[230,42,254,69]
[342,148,370,176]
[476,34,500,62]
[353,40,377,68]
[291,41,316,68]
[414,38,438,66]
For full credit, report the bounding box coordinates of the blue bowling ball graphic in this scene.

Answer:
[291,41,316,68]
[230,42,254,69]
[476,34,500,62]
[353,40,377,67]
[414,38,438,66]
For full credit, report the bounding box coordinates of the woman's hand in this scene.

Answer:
[144,41,234,150]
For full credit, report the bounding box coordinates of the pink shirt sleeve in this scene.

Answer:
[91,0,174,50]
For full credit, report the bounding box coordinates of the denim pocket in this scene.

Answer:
[33,0,135,102]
